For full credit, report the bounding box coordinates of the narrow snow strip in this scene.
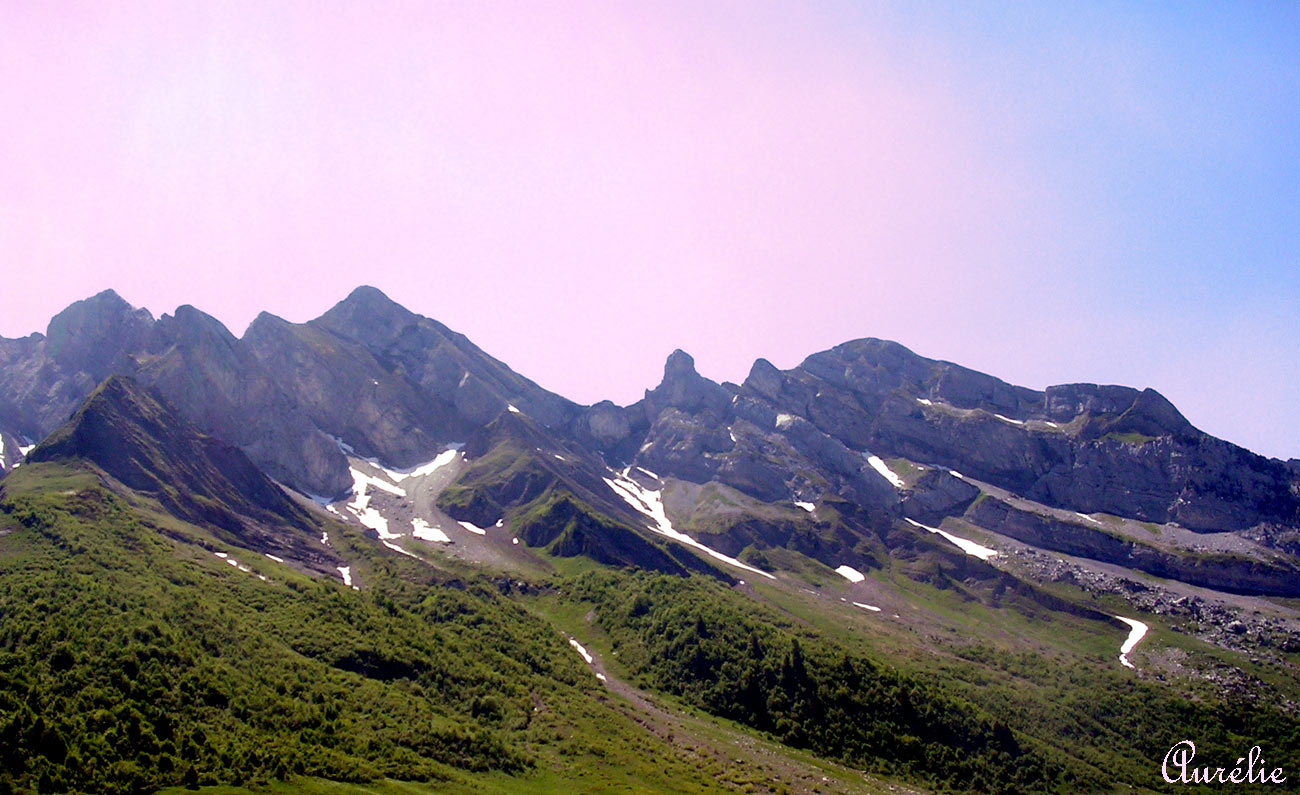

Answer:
[1044,421,1060,428]
[1075,512,1104,526]
[853,602,882,612]
[458,520,487,536]
[835,565,866,583]
[264,554,284,563]
[337,566,354,588]
[994,413,1025,426]
[795,501,816,513]
[553,453,566,461]
[603,471,776,579]
[916,398,933,406]
[950,470,966,480]
[904,518,997,560]
[332,435,356,454]
[1115,616,1149,669]
[213,552,228,559]
[381,539,420,558]
[568,638,593,664]
[635,466,659,479]
[411,518,451,543]
[866,454,905,489]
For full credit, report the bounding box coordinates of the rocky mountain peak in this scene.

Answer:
[743,357,784,399]
[664,348,696,376]
[316,285,416,345]
[45,289,154,377]
[645,349,729,416]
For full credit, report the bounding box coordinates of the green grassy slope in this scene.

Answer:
[0,464,739,795]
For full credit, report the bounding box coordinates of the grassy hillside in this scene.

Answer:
[0,463,740,794]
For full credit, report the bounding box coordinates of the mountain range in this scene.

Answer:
[1,286,1297,794]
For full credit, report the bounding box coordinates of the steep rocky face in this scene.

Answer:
[965,497,1300,597]
[26,376,331,562]
[730,339,1300,533]
[243,311,468,468]
[314,286,580,430]
[137,305,353,497]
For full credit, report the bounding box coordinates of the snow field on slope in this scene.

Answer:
[604,469,775,579]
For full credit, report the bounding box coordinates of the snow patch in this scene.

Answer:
[458,520,487,536]
[337,566,355,588]
[775,413,797,430]
[595,672,607,682]
[994,413,1025,426]
[950,470,966,480]
[512,537,519,545]
[213,552,228,559]
[853,602,882,612]
[1075,512,1104,526]
[904,518,997,560]
[835,565,866,583]
[553,453,566,461]
[394,448,461,479]
[264,554,284,563]
[411,518,450,543]
[568,638,593,664]
[603,468,776,579]
[507,404,521,414]
[916,398,933,406]
[1044,421,1060,428]
[795,501,816,513]
[320,531,329,545]
[346,467,407,539]
[866,454,905,489]
[1115,616,1149,669]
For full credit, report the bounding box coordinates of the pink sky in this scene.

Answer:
[2,2,1297,459]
